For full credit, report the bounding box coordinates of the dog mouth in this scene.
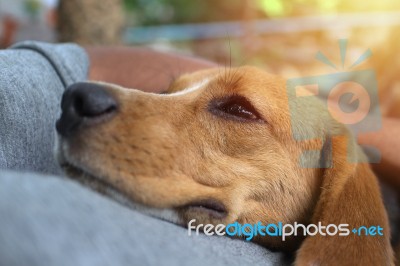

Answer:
[56,129,229,221]
[60,161,138,208]
[60,160,228,221]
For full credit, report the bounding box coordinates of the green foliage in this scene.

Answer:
[123,0,400,26]
[24,0,41,17]
[123,0,257,25]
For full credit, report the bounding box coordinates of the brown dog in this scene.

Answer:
[55,66,396,265]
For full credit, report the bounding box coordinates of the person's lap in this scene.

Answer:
[0,170,289,266]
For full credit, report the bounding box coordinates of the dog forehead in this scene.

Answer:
[216,67,286,95]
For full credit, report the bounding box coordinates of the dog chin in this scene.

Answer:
[54,134,183,226]
[54,135,229,227]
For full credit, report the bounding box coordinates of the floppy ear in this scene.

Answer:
[295,134,394,266]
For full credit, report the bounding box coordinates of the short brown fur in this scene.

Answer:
[58,66,395,265]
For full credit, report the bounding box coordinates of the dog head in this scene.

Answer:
[55,66,393,264]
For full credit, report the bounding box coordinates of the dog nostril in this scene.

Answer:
[56,82,118,137]
[73,88,117,118]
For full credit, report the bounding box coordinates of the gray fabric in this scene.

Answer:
[0,41,89,174]
[0,170,290,266]
[0,42,289,266]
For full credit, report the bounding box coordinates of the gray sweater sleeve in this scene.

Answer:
[0,41,89,174]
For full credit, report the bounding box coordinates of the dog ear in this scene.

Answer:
[295,134,394,265]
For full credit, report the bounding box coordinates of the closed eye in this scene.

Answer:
[208,95,265,122]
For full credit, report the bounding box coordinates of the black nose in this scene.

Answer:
[56,82,117,137]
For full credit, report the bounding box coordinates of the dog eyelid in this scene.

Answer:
[208,95,265,122]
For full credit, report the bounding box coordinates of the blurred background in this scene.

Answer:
[1,0,400,115]
[1,0,399,72]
